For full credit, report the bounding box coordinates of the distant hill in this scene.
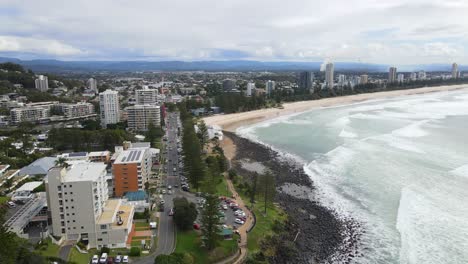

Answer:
[0,57,462,73]
[0,57,389,73]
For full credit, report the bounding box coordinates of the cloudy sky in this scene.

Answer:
[0,0,467,65]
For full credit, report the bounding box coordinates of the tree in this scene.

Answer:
[54,157,69,168]
[4,178,13,189]
[172,197,198,230]
[197,120,209,150]
[201,194,221,250]
[154,253,194,264]
[258,171,275,214]
[146,122,163,147]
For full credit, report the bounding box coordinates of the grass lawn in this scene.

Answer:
[34,238,60,258]
[69,247,129,264]
[0,196,8,204]
[175,230,238,264]
[234,180,287,253]
[135,222,149,228]
[215,177,232,197]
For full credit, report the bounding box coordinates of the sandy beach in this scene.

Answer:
[204,84,468,131]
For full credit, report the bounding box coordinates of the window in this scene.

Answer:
[57,186,62,191]
[73,220,75,223]
[71,199,74,202]
[102,232,107,234]
[69,185,72,188]
[60,215,64,220]
[97,238,103,241]
[100,225,107,230]
[61,228,66,233]
[71,206,74,209]
[72,213,75,216]
[81,226,84,229]
[65,199,68,202]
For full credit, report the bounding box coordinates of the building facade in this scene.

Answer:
[135,86,158,105]
[112,148,152,197]
[360,74,368,84]
[325,63,334,89]
[388,67,397,83]
[266,80,276,95]
[60,102,95,119]
[87,78,98,94]
[452,63,458,79]
[126,104,161,131]
[35,75,49,92]
[46,164,134,249]
[99,90,120,128]
[246,82,255,97]
[299,71,314,91]
[397,74,405,83]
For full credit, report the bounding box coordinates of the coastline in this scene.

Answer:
[204,84,468,132]
[223,131,360,263]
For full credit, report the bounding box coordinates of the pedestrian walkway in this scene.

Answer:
[223,174,255,264]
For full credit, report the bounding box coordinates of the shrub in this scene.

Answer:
[129,247,141,256]
[100,246,110,254]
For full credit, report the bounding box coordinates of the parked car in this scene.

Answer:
[99,253,108,263]
[168,185,172,190]
[106,257,114,264]
[91,255,99,264]
[122,256,129,263]
[222,204,228,210]
[168,208,174,216]
[115,255,122,263]
[7,201,16,208]
[193,223,201,230]
[235,218,245,225]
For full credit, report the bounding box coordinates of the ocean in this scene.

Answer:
[237,89,468,264]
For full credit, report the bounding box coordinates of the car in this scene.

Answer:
[7,201,16,208]
[99,253,108,263]
[168,185,172,190]
[174,184,179,188]
[115,255,122,263]
[107,257,114,264]
[168,208,174,216]
[91,255,99,264]
[222,205,228,210]
[173,168,177,172]
[234,218,245,225]
[162,190,166,194]
[239,216,247,221]
[193,223,201,230]
[122,256,129,263]
[168,190,173,195]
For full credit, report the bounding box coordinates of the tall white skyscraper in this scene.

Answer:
[266,80,276,95]
[397,73,404,83]
[388,67,397,83]
[410,72,418,81]
[246,82,255,97]
[35,75,49,92]
[325,63,334,89]
[99,89,120,128]
[135,86,158,104]
[452,63,459,79]
[87,78,98,94]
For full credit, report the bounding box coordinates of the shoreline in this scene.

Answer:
[223,132,361,263]
[204,84,468,132]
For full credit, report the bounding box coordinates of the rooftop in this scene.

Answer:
[98,199,133,229]
[15,181,43,192]
[19,157,57,176]
[88,151,111,157]
[62,162,107,182]
[113,149,146,164]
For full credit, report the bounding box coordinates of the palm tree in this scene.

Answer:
[55,157,69,168]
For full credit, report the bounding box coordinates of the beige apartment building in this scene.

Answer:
[126,104,160,131]
[46,163,134,249]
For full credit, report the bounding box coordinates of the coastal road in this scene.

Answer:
[135,112,183,264]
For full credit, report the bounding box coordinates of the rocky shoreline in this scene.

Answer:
[224,131,362,264]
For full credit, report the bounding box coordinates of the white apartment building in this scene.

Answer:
[325,63,334,89]
[60,102,95,119]
[87,78,98,94]
[35,75,49,92]
[126,104,160,131]
[99,90,120,128]
[410,72,418,81]
[46,163,134,249]
[10,105,51,123]
[418,71,427,80]
[397,74,405,83]
[135,86,158,105]
[338,74,347,87]
[246,82,255,97]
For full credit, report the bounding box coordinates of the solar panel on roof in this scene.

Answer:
[135,150,141,161]
[129,151,135,161]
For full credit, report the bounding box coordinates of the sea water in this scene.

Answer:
[238,89,468,264]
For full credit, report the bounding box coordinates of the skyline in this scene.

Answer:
[0,0,468,65]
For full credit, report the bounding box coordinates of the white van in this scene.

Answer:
[7,201,16,208]
[99,253,108,263]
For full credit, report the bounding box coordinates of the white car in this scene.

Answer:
[115,255,122,263]
[235,218,245,225]
[91,255,99,264]
[222,204,228,210]
[123,255,129,263]
[99,253,107,263]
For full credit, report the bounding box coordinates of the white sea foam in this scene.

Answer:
[339,129,358,138]
[450,164,468,179]
[392,120,429,138]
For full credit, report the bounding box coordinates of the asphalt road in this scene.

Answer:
[136,112,187,264]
